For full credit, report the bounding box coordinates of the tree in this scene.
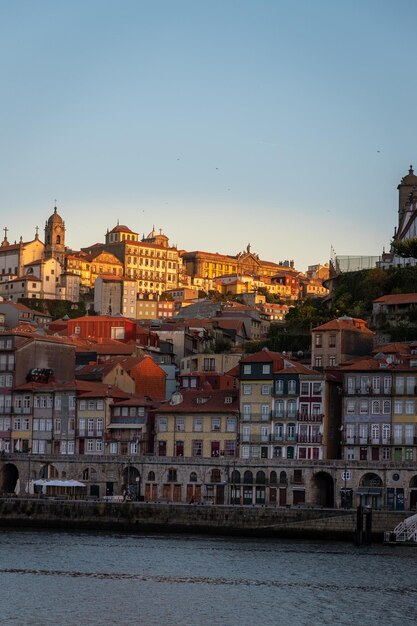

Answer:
[391,237,417,260]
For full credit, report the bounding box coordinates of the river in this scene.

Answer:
[0,530,415,625]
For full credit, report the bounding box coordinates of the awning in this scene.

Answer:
[33,480,86,488]
[108,424,142,429]
[356,488,382,495]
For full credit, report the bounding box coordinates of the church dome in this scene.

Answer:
[46,206,64,225]
[399,165,417,185]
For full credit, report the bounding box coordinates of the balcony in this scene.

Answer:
[297,434,322,444]
[269,434,296,443]
[241,412,272,422]
[272,412,298,420]
[297,412,323,422]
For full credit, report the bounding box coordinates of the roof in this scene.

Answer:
[109,224,137,234]
[373,293,417,305]
[156,388,239,413]
[313,316,373,334]
[240,349,316,374]
[75,380,131,399]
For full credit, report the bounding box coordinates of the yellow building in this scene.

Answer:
[82,224,184,296]
[154,389,239,459]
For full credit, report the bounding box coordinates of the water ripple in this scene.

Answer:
[1,567,417,595]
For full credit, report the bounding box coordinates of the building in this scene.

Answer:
[154,387,239,463]
[94,275,137,317]
[311,316,374,369]
[83,224,183,296]
[67,315,137,343]
[373,293,417,326]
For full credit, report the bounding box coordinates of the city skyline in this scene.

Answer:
[1,0,416,270]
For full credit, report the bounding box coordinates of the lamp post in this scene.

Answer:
[27,448,32,496]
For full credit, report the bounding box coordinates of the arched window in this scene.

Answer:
[56,235,61,244]
[270,471,277,484]
[243,471,253,485]
[279,471,287,484]
[189,472,198,482]
[231,470,241,484]
[147,471,155,482]
[256,471,266,484]
[211,469,221,483]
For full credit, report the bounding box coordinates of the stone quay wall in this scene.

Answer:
[0,497,408,542]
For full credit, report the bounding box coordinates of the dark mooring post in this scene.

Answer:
[354,505,372,546]
[355,505,363,546]
[364,507,372,545]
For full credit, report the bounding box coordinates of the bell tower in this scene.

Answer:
[44,205,66,265]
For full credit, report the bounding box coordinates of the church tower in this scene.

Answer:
[44,206,66,265]
[397,165,417,219]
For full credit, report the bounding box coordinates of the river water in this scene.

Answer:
[0,530,416,626]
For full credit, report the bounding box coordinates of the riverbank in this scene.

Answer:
[0,497,408,541]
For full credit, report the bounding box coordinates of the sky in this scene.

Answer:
[1,0,416,271]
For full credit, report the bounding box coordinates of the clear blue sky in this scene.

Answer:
[1,0,416,271]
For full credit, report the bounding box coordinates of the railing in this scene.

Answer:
[269,434,296,443]
[297,413,323,422]
[297,434,322,444]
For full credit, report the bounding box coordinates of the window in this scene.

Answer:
[87,439,94,452]
[176,418,185,432]
[394,400,403,415]
[287,401,296,417]
[371,424,380,443]
[288,380,296,395]
[261,404,270,420]
[396,377,404,394]
[192,440,203,456]
[328,334,336,348]
[300,382,309,396]
[261,385,271,395]
[243,365,251,375]
[79,400,87,411]
[312,382,322,395]
[243,384,252,395]
[159,418,167,432]
[168,469,177,482]
[359,401,368,415]
[242,404,251,420]
[315,356,322,367]
[226,418,236,432]
[262,364,271,374]
[275,400,284,417]
[211,418,221,431]
[382,423,391,443]
[406,400,414,415]
[371,400,381,415]
[315,334,322,347]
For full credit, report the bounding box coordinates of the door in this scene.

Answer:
[279,488,287,507]
[269,487,277,504]
[106,481,114,496]
[173,484,182,502]
[410,490,417,511]
[396,488,405,511]
[255,486,266,505]
[216,485,224,504]
[243,486,253,505]
[211,441,220,457]
[79,439,85,454]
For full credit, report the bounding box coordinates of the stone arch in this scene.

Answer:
[256,471,266,484]
[409,475,417,488]
[82,467,98,481]
[189,472,198,482]
[279,470,288,485]
[0,463,19,494]
[210,468,221,483]
[231,469,241,484]
[122,465,140,496]
[270,471,277,484]
[147,471,156,482]
[410,475,417,510]
[359,472,383,487]
[40,464,58,479]
[311,471,334,508]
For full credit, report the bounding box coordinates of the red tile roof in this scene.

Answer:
[313,317,373,334]
[156,388,239,413]
[373,293,417,305]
